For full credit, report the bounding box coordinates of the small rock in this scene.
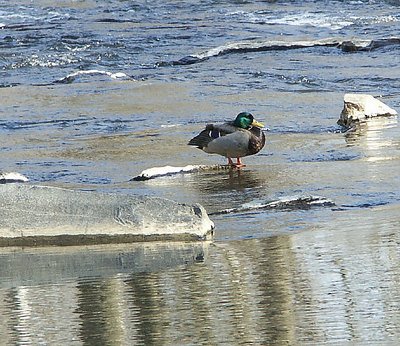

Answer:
[131,164,230,181]
[0,172,29,184]
[338,94,397,128]
[340,41,359,52]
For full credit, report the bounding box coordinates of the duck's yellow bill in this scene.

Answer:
[251,119,264,128]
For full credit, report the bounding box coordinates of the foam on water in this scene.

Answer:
[227,10,354,30]
[10,53,79,69]
[226,9,399,30]
[272,13,398,29]
[0,8,71,27]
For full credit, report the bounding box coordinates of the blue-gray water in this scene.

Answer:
[1,0,400,344]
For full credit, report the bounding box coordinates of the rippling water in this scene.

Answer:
[1,0,400,344]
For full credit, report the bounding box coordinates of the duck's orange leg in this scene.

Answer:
[227,157,246,168]
[235,157,246,168]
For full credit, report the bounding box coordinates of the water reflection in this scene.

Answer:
[1,214,400,344]
[0,242,209,345]
[140,167,270,215]
[344,116,399,162]
[186,165,297,215]
[142,167,265,192]
[0,242,208,288]
[192,168,264,192]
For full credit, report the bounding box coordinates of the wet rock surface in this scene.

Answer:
[0,184,214,246]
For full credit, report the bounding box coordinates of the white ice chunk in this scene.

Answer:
[0,172,29,183]
[132,165,208,181]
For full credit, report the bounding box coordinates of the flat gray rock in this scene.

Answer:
[0,184,214,246]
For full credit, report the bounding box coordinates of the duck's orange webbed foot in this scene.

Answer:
[227,157,246,168]
[235,157,246,168]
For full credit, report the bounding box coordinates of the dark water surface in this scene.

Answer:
[1,0,400,344]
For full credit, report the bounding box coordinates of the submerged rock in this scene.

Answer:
[210,196,335,215]
[0,184,214,246]
[55,69,133,83]
[339,37,400,52]
[338,94,397,128]
[162,37,400,66]
[340,41,359,52]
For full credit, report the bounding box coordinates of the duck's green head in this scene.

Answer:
[233,112,264,129]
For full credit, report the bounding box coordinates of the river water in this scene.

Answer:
[1,0,400,344]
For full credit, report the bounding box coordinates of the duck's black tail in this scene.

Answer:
[188,129,213,149]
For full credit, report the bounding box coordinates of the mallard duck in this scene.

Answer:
[188,112,266,168]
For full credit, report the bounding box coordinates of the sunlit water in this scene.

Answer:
[1,0,400,344]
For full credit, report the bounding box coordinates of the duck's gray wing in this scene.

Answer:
[188,123,236,149]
